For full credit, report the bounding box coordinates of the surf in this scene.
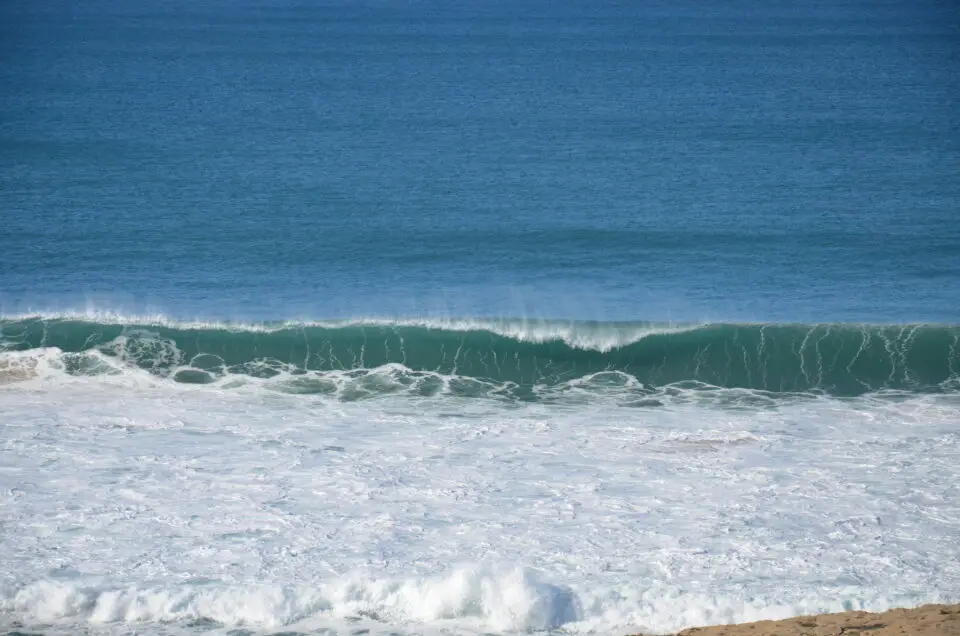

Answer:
[2,314,958,397]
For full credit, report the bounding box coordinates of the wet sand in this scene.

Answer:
[661,603,960,636]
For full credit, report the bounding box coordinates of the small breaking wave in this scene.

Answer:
[2,566,580,634]
[2,566,950,636]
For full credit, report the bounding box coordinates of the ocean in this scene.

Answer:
[1,0,959,634]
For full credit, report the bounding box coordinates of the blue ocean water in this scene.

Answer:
[3,0,959,323]
[2,2,960,636]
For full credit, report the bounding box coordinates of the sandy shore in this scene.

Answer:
[652,603,960,636]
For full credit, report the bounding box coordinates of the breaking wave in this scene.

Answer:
[1,314,958,397]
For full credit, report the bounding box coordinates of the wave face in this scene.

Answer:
[2,316,958,397]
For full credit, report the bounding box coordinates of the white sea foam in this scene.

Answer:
[0,371,958,634]
[1,574,948,636]
[3,566,582,632]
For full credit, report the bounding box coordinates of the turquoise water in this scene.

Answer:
[2,318,958,396]
[2,0,959,324]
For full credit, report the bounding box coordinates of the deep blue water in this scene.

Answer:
[2,0,959,323]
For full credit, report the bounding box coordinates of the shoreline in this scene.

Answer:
[645,603,960,635]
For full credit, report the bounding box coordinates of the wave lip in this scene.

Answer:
[0,311,697,351]
[1,315,958,397]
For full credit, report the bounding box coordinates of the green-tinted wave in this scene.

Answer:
[1,317,958,396]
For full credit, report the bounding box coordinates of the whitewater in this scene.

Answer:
[1,314,959,635]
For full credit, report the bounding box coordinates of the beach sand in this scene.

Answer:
[660,603,960,636]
